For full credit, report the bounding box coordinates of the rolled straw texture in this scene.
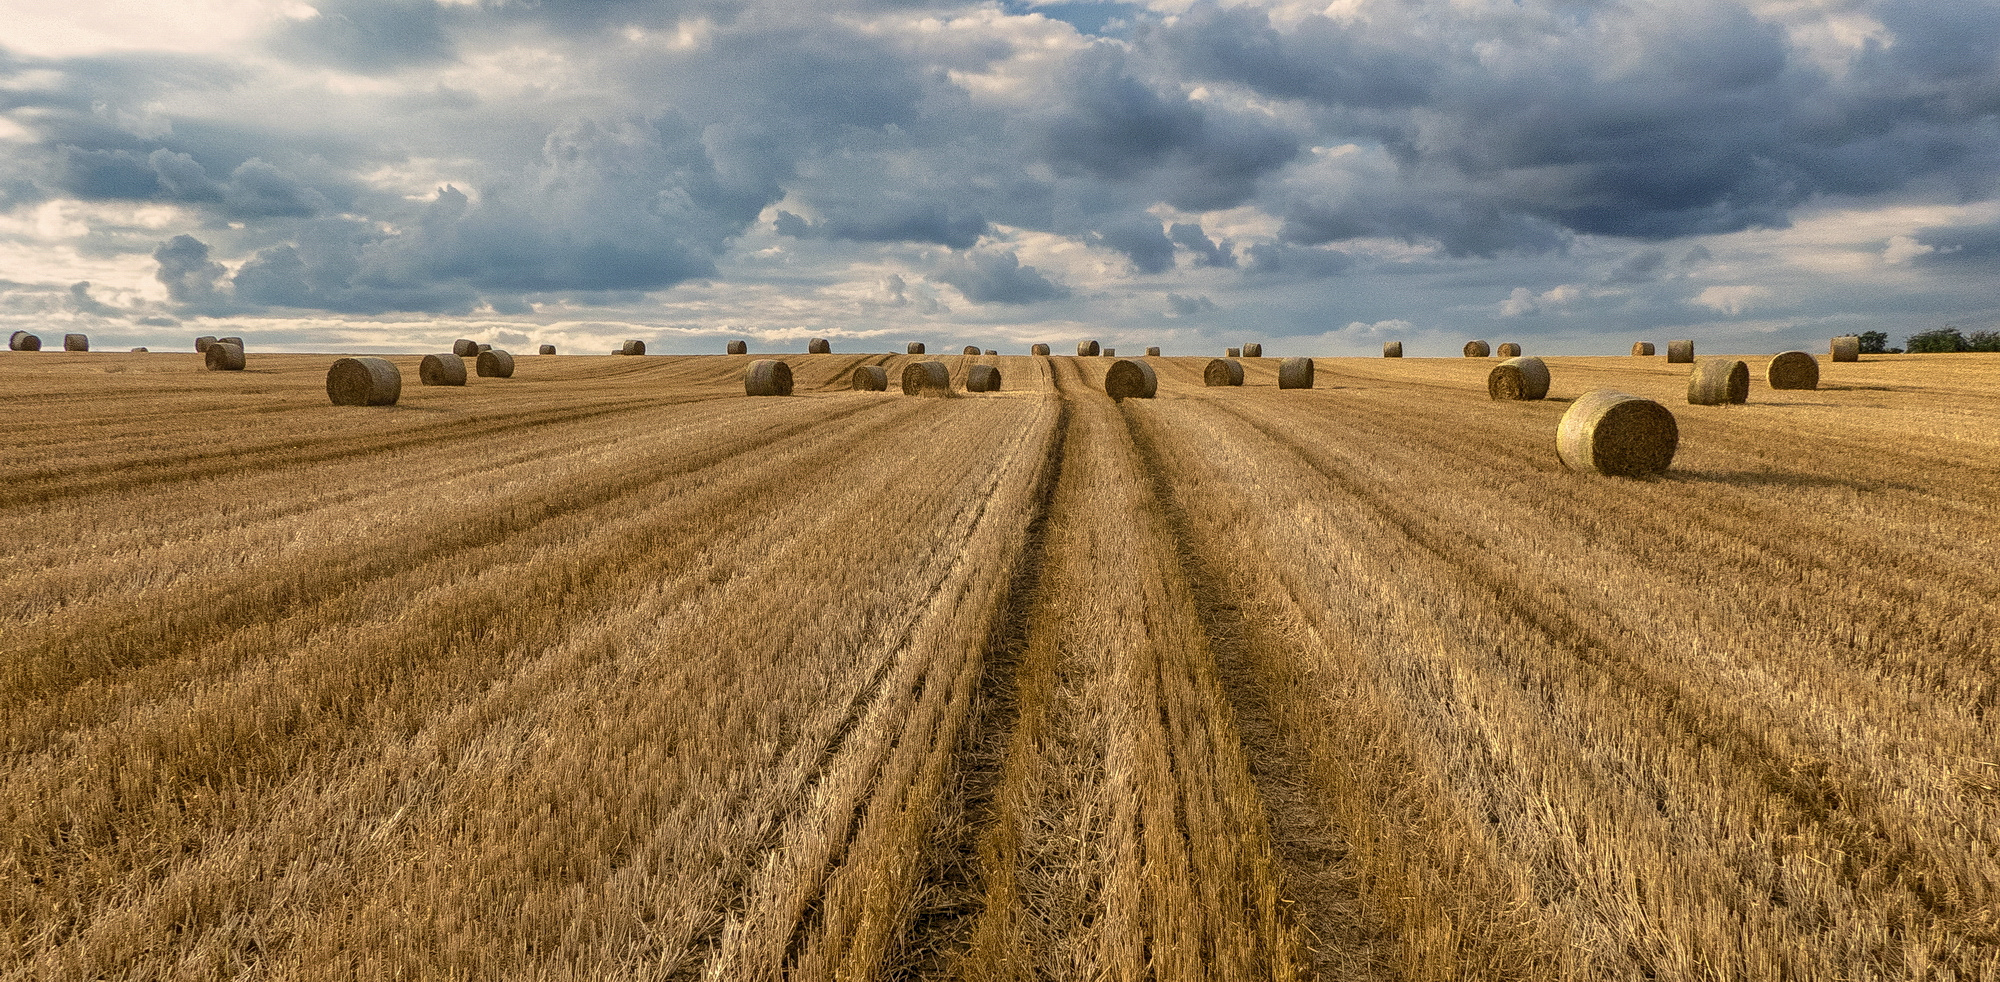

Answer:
[907,342,926,354]
[1031,344,1050,356]
[452,338,478,357]
[621,340,646,356]
[964,345,981,355]
[1558,391,1678,476]
[1487,356,1550,400]
[1463,340,1490,357]
[1383,342,1402,357]
[1830,336,1860,362]
[539,344,557,355]
[1078,340,1100,357]
[984,349,998,356]
[967,364,1003,392]
[1103,348,1116,356]
[745,359,794,396]
[218,337,244,349]
[204,342,245,371]
[809,338,831,354]
[64,334,88,352]
[1146,346,1161,356]
[1497,342,1522,357]
[326,357,401,406]
[1204,358,1244,386]
[476,349,516,378]
[902,360,951,396]
[1667,339,1694,363]
[1278,356,1315,389]
[1104,358,1158,400]
[195,335,217,353]
[8,331,39,351]
[1243,343,1263,357]
[1226,347,1241,358]
[476,343,491,353]
[419,353,467,386]
[851,365,889,391]
[727,340,747,355]
[1632,342,1655,356]
[1767,351,1819,390]
[1686,359,1749,405]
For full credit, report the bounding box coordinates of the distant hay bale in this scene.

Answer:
[8,332,39,351]
[1497,342,1521,358]
[1226,347,1241,357]
[851,365,889,391]
[809,338,831,354]
[1463,340,1490,357]
[64,334,88,352]
[967,364,1003,392]
[204,342,245,371]
[727,340,747,355]
[476,348,516,378]
[621,340,646,356]
[1078,340,1101,357]
[984,349,998,356]
[908,342,926,354]
[130,347,147,353]
[902,360,952,396]
[1031,344,1050,356]
[539,344,556,355]
[1632,342,1655,356]
[419,353,468,386]
[1243,343,1263,357]
[1686,359,1749,405]
[1104,358,1157,400]
[476,343,492,353]
[1204,358,1244,386]
[195,335,217,353]
[1487,356,1550,400]
[1767,351,1819,390]
[326,356,401,406]
[745,359,793,396]
[452,338,478,357]
[1146,346,1161,356]
[1830,335,1860,362]
[1667,339,1694,363]
[1103,347,1116,356]
[1383,342,1402,357]
[1558,390,1678,476]
[1278,357,1315,389]
[218,336,243,348]
[964,345,981,355]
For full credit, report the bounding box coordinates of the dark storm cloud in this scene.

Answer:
[65,282,120,317]
[775,204,988,250]
[1095,217,1175,274]
[269,0,456,73]
[54,146,329,217]
[931,249,1068,304]
[152,234,231,308]
[1169,223,1235,269]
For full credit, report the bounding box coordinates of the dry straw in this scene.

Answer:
[1031,343,1050,355]
[984,348,997,356]
[1497,342,1522,357]
[1767,351,1819,390]
[809,338,831,354]
[452,338,479,357]
[64,334,89,352]
[195,335,217,353]
[539,344,557,355]
[1205,358,1245,386]
[1383,341,1402,357]
[727,340,747,355]
[204,341,246,371]
[419,353,468,386]
[1226,346,1241,357]
[476,348,516,378]
[1146,346,1161,356]
[1243,342,1263,357]
[1558,391,1677,475]
[1488,356,1550,400]
[1278,356,1315,389]
[745,359,793,396]
[1632,342,1655,356]
[1463,340,1490,357]
[963,345,981,355]
[1078,340,1101,356]
[1103,347,1116,356]
[1687,359,1749,405]
[621,339,646,356]
[1104,358,1158,400]
[902,360,952,396]
[1667,339,1695,363]
[8,331,39,351]
[1830,335,1860,362]
[967,364,1003,392]
[476,343,492,353]
[851,365,889,391]
[326,357,401,406]
[218,336,243,349]
[130,347,147,353]
[908,341,926,354]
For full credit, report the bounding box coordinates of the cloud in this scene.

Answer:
[152,234,230,306]
[65,280,120,317]
[1692,284,1772,316]
[931,248,1069,304]
[1165,292,1216,317]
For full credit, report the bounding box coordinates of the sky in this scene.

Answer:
[2,0,1996,356]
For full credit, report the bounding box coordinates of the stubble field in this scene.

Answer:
[2,347,1997,981]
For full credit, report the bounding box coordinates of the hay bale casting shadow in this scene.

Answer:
[727,340,747,355]
[1667,339,1694,363]
[327,357,402,406]
[1687,359,1749,405]
[204,342,246,371]
[476,349,516,378]
[967,364,1003,392]
[1558,391,1678,476]
[1463,340,1490,357]
[903,360,952,396]
[1497,342,1521,358]
[8,331,40,351]
[621,340,646,356]
[908,342,926,355]
[809,338,831,354]
[1078,340,1101,357]
[1278,357,1315,389]
[1830,336,1860,363]
[851,365,889,391]
[745,359,793,396]
[419,354,467,386]
[1243,343,1263,357]
[1105,359,1157,400]
[1205,358,1244,386]
[1632,342,1655,356]
[452,338,478,357]
[1767,351,1820,390]
[1488,356,1549,400]
[64,334,89,352]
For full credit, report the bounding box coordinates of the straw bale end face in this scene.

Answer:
[1383,341,1403,358]
[419,353,468,386]
[851,365,889,391]
[907,342,926,354]
[452,338,478,357]
[745,359,794,396]
[1687,359,1750,405]
[902,360,952,396]
[1667,339,1695,363]
[1078,340,1101,357]
[476,348,516,378]
[1558,390,1678,476]
[809,338,831,354]
[1278,356,1314,389]
[64,333,89,352]
[1496,342,1522,358]
[727,340,747,355]
[204,341,246,371]
[1146,346,1161,356]
[1104,358,1158,400]
[1830,335,1860,362]
[1226,347,1241,358]
[327,357,401,406]
[1632,342,1656,356]
[1242,343,1263,357]
[967,363,1003,392]
[1767,351,1820,390]
[1463,340,1490,357]
[9,331,42,351]
[1030,343,1050,356]
[1204,358,1244,386]
[621,339,646,356]
[1487,356,1550,400]
[539,344,557,355]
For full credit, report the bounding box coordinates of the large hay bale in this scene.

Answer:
[809,337,831,354]
[1463,340,1490,357]
[1558,391,1678,476]
[326,357,401,406]
[745,359,793,396]
[1632,342,1655,356]
[1104,358,1157,400]
[727,340,748,355]
[195,335,217,353]
[476,348,516,378]
[1830,335,1860,362]
[1078,340,1100,357]
[1487,356,1550,400]
[1383,341,1402,358]
[8,331,40,351]
[1686,359,1749,405]
[64,334,88,352]
[967,364,1003,392]
[1242,343,1263,357]
[902,360,951,396]
[1146,346,1161,356]
[419,353,468,385]
[204,341,245,371]
[1667,339,1694,363]
[1767,351,1819,390]
[963,345,981,355]
[621,339,646,356]
[1226,347,1241,357]
[851,365,889,391]
[452,338,479,357]
[908,341,926,354]
[1103,347,1116,356]
[1497,342,1522,358]
[1031,343,1050,356]
[1278,356,1315,389]
[539,344,557,355]
[1204,358,1244,386]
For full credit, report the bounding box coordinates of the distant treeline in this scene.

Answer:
[1855,328,2000,354]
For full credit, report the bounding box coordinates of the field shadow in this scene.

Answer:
[1670,469,1866,491]
[1820,384,1900,392]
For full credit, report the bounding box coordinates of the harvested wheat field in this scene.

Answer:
[2,349,1998,981]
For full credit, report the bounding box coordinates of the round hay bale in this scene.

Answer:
[452,338,478,357]
[419,353,468,385]
[1078,340,1101,357]
[64,334,89,352]
[1243,343,1263,357]
[1463,340,1490,357]
[984,349,998,356]
[1226,347,1241,358]
[1031,344,1050,356]
[218,337,244,350]
[907,341,926,354]
[1631,341,1655,356]
[1558,391,1678,476]
[809,337,831,354]
[902,360,951,396]
[1145,346,1161,356]
[204,342,245,371]
[476,343,492,353]
[851,365,889,391]
[1487,356,1550,400]
[1204,358,1244,386]
[1104,358,1157,400]
[1497,342,1522,358]
[745,359,793,396]
[1103,347,1116,357]
[963,345,981,355]
[476,348,516,378]
[1666,339,1694,363]
[967,364,1003,392]
[621,339,646,356]
[195,335,217,353]
[727,340,748,355]
[1383,341,1402,358]
[1767,351,1819,390]
[326,357,401,406]
[1686,359,1749,405]
[1830,335,1860,362]
[1278,356,1315,389]
[539,344,557,355]
[130,347,148,353]
[8,331,40,351]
